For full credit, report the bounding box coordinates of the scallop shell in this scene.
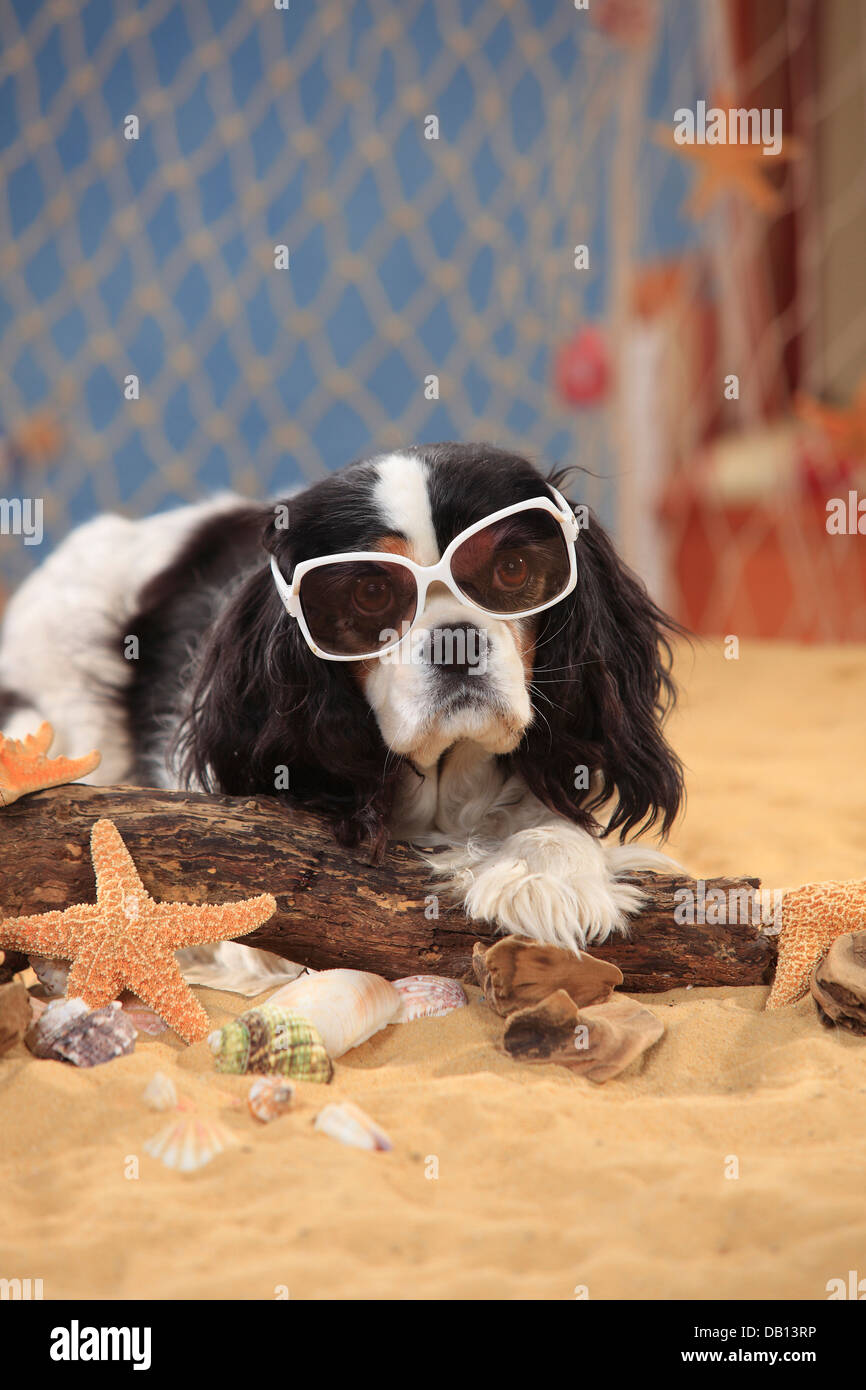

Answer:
[207,1005,334,1082]
[392,974,468,1022]
[144,1115,238,1173]
[267,970,401,1058]
[314,1101,393,1152]
[122,1003,168,1036]
[247,1076,295,1123]
[142,1071,178,1112]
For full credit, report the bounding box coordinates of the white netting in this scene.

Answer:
[1,0,863,639]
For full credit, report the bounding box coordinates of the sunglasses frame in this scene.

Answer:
[270,487,580,661]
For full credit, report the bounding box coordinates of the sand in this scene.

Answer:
[2,639,866,1301]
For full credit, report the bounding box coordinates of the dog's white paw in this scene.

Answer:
[462,854,643,952]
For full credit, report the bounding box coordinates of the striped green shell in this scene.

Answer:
[211,1005,333,1083]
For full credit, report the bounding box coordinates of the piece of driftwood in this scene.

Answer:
[472,937,623,1014]
[0,785,777,992]
[811,932,866,1035]
[502,990,666,1081]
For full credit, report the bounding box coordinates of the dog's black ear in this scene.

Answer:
[511,495,684,840]
[178,513,400,860]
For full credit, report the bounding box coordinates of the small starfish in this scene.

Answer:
[654,91,801,219]
[0,722,101,807]
[0,819,277,1043]
[766,877,866,1009]
[795,376,866,461]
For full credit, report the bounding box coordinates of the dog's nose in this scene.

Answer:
[427,621,486,677]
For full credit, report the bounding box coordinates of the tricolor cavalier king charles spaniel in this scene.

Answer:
[0,443,683,949]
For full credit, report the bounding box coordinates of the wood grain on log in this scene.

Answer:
[0,785,777,992]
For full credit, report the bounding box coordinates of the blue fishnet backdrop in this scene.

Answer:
[0,0,702,584]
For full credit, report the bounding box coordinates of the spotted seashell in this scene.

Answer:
[142,1071,178,1112]
[25,996,90,1057]
[247,1076,295,1123]
[314,1101,393,1152]
[207,1005,333,1083]
[392,975,468,1022]
[266,970,401,1059]
[144,1115,237,1173]
[26,998,136,1067]
[52,1001,137,1067]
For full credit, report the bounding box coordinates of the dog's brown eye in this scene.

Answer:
[493,553,529,590]
[352,574,394,615]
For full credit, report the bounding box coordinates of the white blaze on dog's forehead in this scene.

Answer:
[372,453,439,565]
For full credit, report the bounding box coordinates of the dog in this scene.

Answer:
[0,442,683,949]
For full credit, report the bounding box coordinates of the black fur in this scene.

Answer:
[510,465,683,839]
[120,444,684,857]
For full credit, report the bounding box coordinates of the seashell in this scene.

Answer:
[52,1001,137,1068]
[392,974,468,1022]
[142,1071,178,1112]
[25,996,90,1057]
[28,955,70,997]
[177,941,305,997]
[314,1101,393,1152]
[143,1115,238,1173]
[207,1005,333,1082]
[122,1003,168,1036]
[27,994,49,1024]
[247,1076,295,1123]
[267,969,401,1058]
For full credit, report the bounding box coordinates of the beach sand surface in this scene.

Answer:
[1,639,865,1300]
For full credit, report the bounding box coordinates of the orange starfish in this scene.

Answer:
[0,819,277,1043]
[654,91,801,218]
[766,877,866,1009]
[795,376,866,460]
[0,722,101,807]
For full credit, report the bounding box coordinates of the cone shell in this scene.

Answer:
[142,1071,178,1112]
[266,969,401,1058]
[392,974,468,1022]
[207,1005,333,1082]
[144,1115,237,1172]
[314,1101,393,1152]
[247,1076,295,1123]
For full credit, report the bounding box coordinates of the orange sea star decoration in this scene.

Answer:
[766,877,866,1010]
[795,376,866,461]
[653,91,801,218]
[0,722,101,807]
[0,819,277,1043]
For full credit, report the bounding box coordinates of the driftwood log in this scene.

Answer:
[0,785,777,992]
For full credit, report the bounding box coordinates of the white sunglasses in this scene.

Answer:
[270,487,580,661]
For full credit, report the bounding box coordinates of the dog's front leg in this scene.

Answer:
[437,819,673,952]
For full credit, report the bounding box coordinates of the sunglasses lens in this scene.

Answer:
[298,559,417,656]
[450,508,572,614]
